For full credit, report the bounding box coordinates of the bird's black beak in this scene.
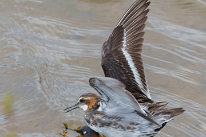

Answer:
[64,103,79,113]
[67,128,83,135]
[73,129,83,134]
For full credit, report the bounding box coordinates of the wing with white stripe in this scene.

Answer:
[101,0,151,103]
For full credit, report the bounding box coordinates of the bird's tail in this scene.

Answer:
[147,102,184,131]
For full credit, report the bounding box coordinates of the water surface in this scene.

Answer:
[0,0,206,136]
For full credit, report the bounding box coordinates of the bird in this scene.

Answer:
[64,0,184,136]
[65,77,183,137]
[66,126,100,137]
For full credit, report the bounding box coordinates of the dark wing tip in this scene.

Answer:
[169,107,185,118]
[118,0,151,26]
[89,77,96,87]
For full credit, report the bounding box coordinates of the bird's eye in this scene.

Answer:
[79,98,85,103]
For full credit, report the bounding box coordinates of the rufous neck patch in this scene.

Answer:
[88,97,97,110]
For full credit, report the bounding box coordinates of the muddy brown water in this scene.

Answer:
[0,0,206,137]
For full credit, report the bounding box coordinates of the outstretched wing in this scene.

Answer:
[89,77,159,125]
[101,0,151,103]
[89,77,141,112]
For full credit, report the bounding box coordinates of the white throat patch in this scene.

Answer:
[80,105,88,111]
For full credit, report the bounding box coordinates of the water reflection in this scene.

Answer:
[175,0,206,12]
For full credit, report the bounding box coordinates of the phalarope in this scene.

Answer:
[65,77,183,137]
[64,0,184,136]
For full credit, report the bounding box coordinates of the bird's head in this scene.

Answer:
[64,93,101,112]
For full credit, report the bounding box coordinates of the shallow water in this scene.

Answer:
[0,0,206,136]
